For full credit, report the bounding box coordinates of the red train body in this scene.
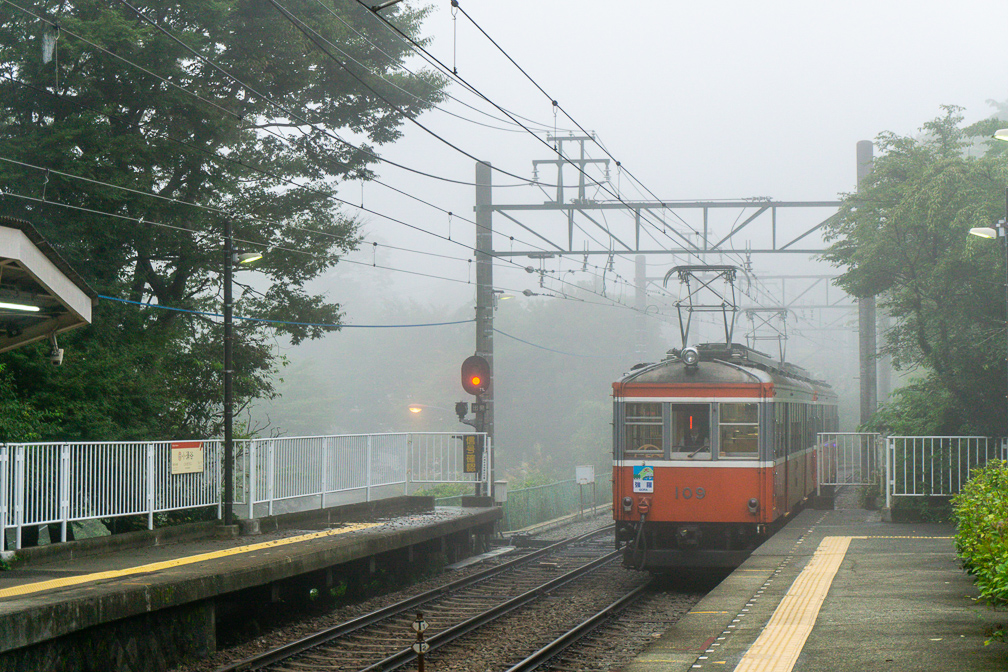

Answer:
[613,343,838,571]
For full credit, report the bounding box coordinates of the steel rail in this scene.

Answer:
[360,549,622,672]
[215,525,614,671]
[503,581,653,672]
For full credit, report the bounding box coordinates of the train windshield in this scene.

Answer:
[669,404,711,460]
[624,402,664,458]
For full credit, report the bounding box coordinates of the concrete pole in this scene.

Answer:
[223,220,234,527]
[634,255,646,360]
[475,162,494,497]
[857,140,878,427]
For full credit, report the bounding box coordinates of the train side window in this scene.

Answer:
[774,403,786,459]
[669,404,711,460]
[720,403,758,458]
[624,402,663,458]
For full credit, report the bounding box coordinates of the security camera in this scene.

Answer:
[49,333,63,366]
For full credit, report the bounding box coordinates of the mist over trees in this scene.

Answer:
[0,0,445,440]
[824,106,1008,435]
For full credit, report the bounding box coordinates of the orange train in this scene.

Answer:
[613,343,838,571]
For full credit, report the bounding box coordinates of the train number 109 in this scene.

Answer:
[673,486,706,500]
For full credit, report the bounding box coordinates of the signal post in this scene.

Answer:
[474,161,494,498]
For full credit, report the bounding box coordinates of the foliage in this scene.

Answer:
[0,363,60,443]
[0,0,445,440]
[824,106,1008,436]
[412,482,471,499]
[952,460,1008,611]
[862,377,966,436]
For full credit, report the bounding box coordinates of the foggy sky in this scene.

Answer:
[259,0,1006,436]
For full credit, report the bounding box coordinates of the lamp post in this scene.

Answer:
[969,135,1008,431]
[223,220,262,528]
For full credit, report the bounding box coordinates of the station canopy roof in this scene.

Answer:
[0,216,98,353]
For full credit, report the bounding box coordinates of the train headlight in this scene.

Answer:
[622,496,633,513]
[748,497,759,514]
[682,346,700,369]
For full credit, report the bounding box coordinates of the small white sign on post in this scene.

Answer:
[575,465,596,516]
[171,441,204,475]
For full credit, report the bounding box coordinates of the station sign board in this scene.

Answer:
[171,441,204,475]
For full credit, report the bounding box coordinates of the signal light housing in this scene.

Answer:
[461,355,490,396]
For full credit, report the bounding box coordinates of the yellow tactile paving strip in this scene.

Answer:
[733,535,851,672]
[0,522,382,600]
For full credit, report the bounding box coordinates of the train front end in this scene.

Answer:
[613,344,777,571]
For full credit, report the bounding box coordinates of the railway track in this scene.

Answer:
[215,526,622,672]
[503,577,706,672]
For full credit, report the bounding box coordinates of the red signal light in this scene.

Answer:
[461,355,490,395]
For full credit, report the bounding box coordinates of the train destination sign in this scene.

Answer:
[171,441,204,475]
[633,465,654,493]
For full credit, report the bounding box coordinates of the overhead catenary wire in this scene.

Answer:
[262,0,562,189]
[0,186,655,316]
[354,0,717,263]
[0,152,636,307]
[5,6,770,336]
[99,294,475,329]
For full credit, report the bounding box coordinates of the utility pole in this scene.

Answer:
[223,219,234,527]
[475,161,494,497]
[856,140,878,428]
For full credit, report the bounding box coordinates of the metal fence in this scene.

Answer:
[1,432,489,551]
[816,433,1008,509]
[816,432,883,496]
[886,436,1007,508]
[498,476,611,532]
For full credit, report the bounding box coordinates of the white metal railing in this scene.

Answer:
[1,432,490,551]
[816,432,883,496]
[885,436,1007,508]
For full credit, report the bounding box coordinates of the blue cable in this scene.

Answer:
[98,295,474,329]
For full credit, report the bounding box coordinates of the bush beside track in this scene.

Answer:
[952,459,1008,609]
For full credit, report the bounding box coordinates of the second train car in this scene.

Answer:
[613,342,838,571]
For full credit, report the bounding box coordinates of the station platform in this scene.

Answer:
[0,496,500,672]
[625,507,1007,672]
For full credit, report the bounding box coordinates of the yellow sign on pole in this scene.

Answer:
[171,441,204,475]
[463,435,484,475]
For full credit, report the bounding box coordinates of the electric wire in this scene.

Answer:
[99,295,475,329]
[328,0,579,135]
[0,186,647,315]
[263,0,559,188]
[9,4,805,336]
[0,151,634,307]
[7,0,538,189]
[355,0,714,263]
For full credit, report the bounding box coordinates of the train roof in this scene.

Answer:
[616,343,836,399]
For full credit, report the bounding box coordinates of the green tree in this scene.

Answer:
[0,364,60,443]
[0,0,445,439]
[823,106,1008,434]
